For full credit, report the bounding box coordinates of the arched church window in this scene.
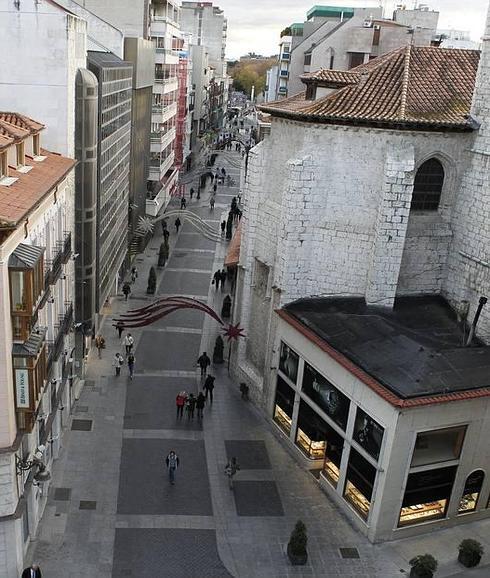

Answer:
[411,158,444,211]
[458,470,485,514]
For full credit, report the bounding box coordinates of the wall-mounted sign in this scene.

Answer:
[15,369,30,409]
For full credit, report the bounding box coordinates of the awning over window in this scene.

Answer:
[8,243,44,269]
[12,327,46,357]
[224,221,241,267]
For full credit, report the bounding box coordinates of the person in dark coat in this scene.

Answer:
[122,282,131,301]
[197,352,211,376]
[175,217,182,233]
[115,320,124,338]
[196,392,206,419]
[180,197,187,209]
[212,270,221,290]
[186,393,196,419]
[203,374,215,403]
[161,220,168,234]
[219,269,227,290]
[190,187,194,199]
[163,228,170,242]
[220,220,226,235]
[22,564,42,578]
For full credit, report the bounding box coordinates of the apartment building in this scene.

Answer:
[0,115,76,577]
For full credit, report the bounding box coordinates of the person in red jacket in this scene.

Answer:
[176,391,187,418]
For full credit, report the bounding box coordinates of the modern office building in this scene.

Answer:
[271,5,439,99]
[86,51,133,311]
[0,114,76,577]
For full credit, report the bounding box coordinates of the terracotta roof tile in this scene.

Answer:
[0,112,44,134]
[260,46,480,130]
[0,150,76,227]
[0,119,30,142]
[0,134,13,151]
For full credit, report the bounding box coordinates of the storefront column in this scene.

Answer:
[288,358,304,443]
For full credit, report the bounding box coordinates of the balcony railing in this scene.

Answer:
[62,231,71,263]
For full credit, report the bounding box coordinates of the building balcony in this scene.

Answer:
[149,151,175,182]
[152,102,177,124]
[146,166,179,217]
[150,127,176,153]
[153,77,179,95]
[155,50,179,65]
[281,53,290,61]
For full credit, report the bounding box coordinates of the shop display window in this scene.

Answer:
[353,408,384,461]
[321,426,345,488]
[399,466,457,526]
[273,376,295,435]
[295,400,328,460]
[343,449,377,520]
[278,341,299,384]
[411,426,466,467]
[302,362,350,430]
[458,470,485,514]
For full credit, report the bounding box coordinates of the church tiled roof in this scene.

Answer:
[0,112,45,134]
[261,46,480,130]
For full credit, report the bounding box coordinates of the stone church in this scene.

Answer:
[232,5,490,541]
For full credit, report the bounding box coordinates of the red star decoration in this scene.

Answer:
[223,322,246,342]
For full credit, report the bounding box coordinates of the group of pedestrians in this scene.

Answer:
[175,390,206,420]
[110,332,135,379]
[212,269,227,290]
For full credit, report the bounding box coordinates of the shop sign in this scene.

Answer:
[15,369,30,409]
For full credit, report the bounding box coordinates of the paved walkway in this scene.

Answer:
[28,150,490,577]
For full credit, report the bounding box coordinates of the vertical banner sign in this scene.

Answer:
[15,369,30,409]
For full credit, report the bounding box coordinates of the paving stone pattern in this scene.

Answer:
[136,331,202,372]
[233,481,284,517]
[225,440,272,469]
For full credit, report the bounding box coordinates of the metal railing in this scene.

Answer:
[62,231,71,263]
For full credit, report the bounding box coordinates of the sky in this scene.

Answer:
[221,0,489,58]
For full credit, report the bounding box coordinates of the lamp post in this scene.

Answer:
[15,445,51,483]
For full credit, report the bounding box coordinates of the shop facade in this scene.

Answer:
[270,313,490,543]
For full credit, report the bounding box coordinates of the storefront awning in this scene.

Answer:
[224,221,241,267]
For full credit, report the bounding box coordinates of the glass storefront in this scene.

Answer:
[343,449,377,520]
[278,341,299,384]
[458,470,485,514]
[295,400,328,459]
[353,408,384,461]
[273,376,295,435]
[411,426,466,467]
[322,426,345,488]
[399,466,457,526]
[302,362,350,430]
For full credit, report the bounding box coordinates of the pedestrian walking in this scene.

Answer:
[203,374,215,403]
[122,282,131,301]
[220,220,226,235]
[115,320,124,338]
[127,353,135,379]
[219,268,227,290]
[224,457,240,490]
[94,334,105,358]
[113,352,124,376]
[212,270,221,290]
[131,266,138,284]
[190,187,194,199]
[196,392,206,419]
[22,564,42,578]
[186,393,196,419]
[176,391,187,418]
[123,333,134,355]
[221,167,226,177]
[210,196,215,210]
[175,217,181,233]
[197,352,211,377]
[213,183,217,193]
[180,197,187,210]
[165,450,179,485]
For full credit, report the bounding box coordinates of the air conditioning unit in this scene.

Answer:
[363,20,373,28]
[374,24,381,31]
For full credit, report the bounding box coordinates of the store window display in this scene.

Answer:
[399,466,457,526]
[343,449,377,520]
[295,400,329,459]
[273,376,295,434]
[302,362,350,430]
[321,426,345,488]
[353,408,384,461]
[458,470,485,514]
[278,341,299,384]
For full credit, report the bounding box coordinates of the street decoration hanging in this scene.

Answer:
[113,295,245,342]
[135,210,223,242]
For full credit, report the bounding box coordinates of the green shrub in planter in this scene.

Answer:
[212,335,224,364]
[158,242,169,267]
[146,267,157,294]
[409,554,438,578]
[458,539,483,568]
[287,520,308,566]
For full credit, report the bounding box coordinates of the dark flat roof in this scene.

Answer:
[284,296,490,400]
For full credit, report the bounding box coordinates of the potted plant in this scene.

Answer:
[287,520,308,566]
[409,554,438,578]
[146,266,157,294]
[458,539,484,568]
[213,335,224,364]
[221,295,232,318]
[158,242,169,268]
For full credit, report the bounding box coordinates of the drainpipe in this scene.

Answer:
[465,296,488,346]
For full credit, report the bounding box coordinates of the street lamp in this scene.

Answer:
[15,445,51,483]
